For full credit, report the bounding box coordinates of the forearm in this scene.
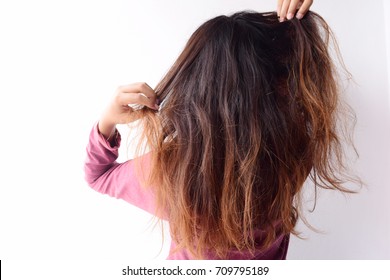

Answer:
[98,114,117,141]
[84,122,121,186]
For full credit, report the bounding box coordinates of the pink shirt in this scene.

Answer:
[84,123,290,259]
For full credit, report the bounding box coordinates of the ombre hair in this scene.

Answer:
[136,11,359,259]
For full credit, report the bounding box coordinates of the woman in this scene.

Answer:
[84,1,356,259]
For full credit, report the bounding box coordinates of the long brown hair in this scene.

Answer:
[136,11,358,259]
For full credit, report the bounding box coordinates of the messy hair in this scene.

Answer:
[136,11,358,259]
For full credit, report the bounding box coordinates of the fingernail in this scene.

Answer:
[296,13,303,20]
[287,13,294,20]
[279,17,285,22]
[154,104,159,110]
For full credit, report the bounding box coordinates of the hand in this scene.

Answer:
[98,82,159,140]
[277,0,314,22]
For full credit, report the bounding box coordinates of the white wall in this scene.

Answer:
[288,0,390,259]
[0,0,388,260]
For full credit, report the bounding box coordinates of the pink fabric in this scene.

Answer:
[84,123,290,259]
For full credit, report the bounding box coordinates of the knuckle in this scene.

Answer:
[140,82,148,90]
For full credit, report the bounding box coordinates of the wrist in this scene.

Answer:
[98,117,117,140]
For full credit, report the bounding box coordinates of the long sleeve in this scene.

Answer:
[84,122,157,216]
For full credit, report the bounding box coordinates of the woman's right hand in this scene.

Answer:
[277,0,314,22]
[98,82,159,140]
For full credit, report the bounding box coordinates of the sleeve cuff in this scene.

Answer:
[95,122,122,150]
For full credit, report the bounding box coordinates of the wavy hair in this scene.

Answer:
[136,11,358,259]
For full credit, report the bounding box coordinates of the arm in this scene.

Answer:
[84,82,160,215]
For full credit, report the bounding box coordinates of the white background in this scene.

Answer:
[0,0,389,260]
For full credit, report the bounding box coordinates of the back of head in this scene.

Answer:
[139,11,355,259]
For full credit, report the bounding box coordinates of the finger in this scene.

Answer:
[118,82,156,100]
[119,92,158,110]
[296,0,313,19]
[287,0,301,20]
[279,0,291,22]
[276,0,284,17]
